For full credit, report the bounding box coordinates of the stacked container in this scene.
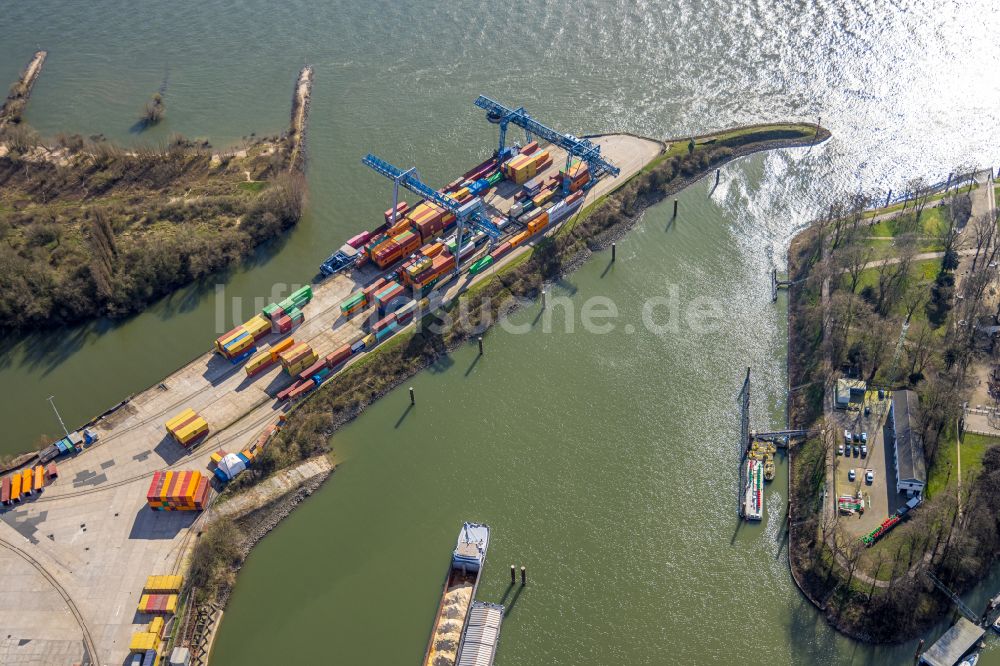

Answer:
[148,616,165,638]
[490,241,512,262]
[559,160,591,193]
[137,593,178,614]
[279,342,318,377]
[145,471,210,511]
[408,201,455,242]
[509,230,532,248]
[384,202,410,224]
[129,632,158,653]
[340,291,367,317]
[244,344,276,377]
[144,575,183,594]
[214,325,255,361]
[374,281,406,314]
[525,209,550,235]
[547,190,585,225]
[164,409,209,447]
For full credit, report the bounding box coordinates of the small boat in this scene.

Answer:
[422,522,490,666]
[958,652,979,666]
[763,458,775,481]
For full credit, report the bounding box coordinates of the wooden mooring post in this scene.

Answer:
[409,387,415,405]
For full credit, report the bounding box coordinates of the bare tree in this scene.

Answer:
[969,212,997,273]
[906,177,933,221]
[841,243,876,295]
[906,321,936,379]
[874,235,915,315]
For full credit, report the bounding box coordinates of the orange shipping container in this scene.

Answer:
[509,230,531,248]
[21,468,32,496]
[11,472,21,502]
[32,466,44,492]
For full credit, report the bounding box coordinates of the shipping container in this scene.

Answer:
[340,292,367,317]
[363,277,387,298]
[289,379,315,400]
[262,303,283,320]
[148,616,165,637]
[129,632,158,652]
[372,313,396,333]
[325,344,352,368]
[312,367,332,384]
[347,230,372,249]
[520,140,539,155]
[276,380,303,401]
[298,359,327,382]
[269,337,295,361]
[32,465,44,493]
[384,201,409,224]
[509,230,531,248]
[388,218,412,238]
[10,473,21,503]
[165,409,197,433]
[46,462,58,479]
[375,321,398,341]
[21,468,32,496]
[145,575,183,594]
[468,256,493,274]
[490,242,512,261]
[142,649,158,666]
[243,315,271,340]
[1,475,10,504]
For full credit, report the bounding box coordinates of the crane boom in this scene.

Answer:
[474,95,620,178]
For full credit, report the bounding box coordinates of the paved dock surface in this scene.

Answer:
[0,134,659,665]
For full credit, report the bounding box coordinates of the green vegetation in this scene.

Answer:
[237,180,268,193]
[787,171,1000,642]
[187,520,245,603]
[666,122,821,158]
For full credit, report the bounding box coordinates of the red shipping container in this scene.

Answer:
[277,380,304,401]
[363,278,387,297]
[383,201,409,223]
[490,242,512,261]
[289,380,315,399]
[372,314,396,333]
[1,476,10,504]
[146,472,165,503]
[521,140,539,155]
[46,462,58,479]
[275,315,293,333]
[325,344,352,368]
[298,359,327,382]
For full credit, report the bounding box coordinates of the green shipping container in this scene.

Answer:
[341,293,365,310]
[262,303,281,319]
[289,286,313,303]
[469,256,493,274]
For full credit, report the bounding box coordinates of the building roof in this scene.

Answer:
[836,378,867,403]
[920,617,985,666]
[893,390,926,485]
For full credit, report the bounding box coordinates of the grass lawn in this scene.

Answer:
[842,257,940,324]
[866,205,950,239]
[927,430,999,498]
[864,182,977,219]
[237,180,267,193]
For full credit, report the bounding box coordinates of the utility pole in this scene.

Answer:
[47,395,71,439]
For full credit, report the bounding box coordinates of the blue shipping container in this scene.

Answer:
[142,649,157,666]
[350,340,366,354]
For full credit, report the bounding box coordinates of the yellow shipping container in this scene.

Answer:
[165,595,178,613]
[174,418,208,445]
[218,328,245,346]
[243,315,270,339]
[144,574,183,593]
[138,594,150,612]
[149,616,165,637]
[129,631,158,653]
[165,408,196,433]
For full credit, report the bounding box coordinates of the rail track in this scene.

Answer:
[0,535,99,665]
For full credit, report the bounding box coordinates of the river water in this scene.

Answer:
[3,1,1000,663]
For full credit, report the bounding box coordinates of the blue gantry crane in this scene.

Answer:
[362,154,501,272]
[474,95,621,192]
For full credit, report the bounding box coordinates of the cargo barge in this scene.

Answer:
[743,458,764,521]
[423,522,491,666]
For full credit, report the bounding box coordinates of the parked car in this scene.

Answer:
[844,429,851,444]
[849,468,856,482]
[861,444,868,457]
[853,432,860,442]
[864,405,871,416]
[838,443,845,456]
[865,469,875,484]
[860,432,868,444]
[853,445,860,457]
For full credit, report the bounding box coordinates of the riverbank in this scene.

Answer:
[0,52,310,331]
[784,174,1000,643]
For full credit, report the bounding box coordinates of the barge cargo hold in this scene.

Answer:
[423,522,491,666]
[456,601,504,666]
